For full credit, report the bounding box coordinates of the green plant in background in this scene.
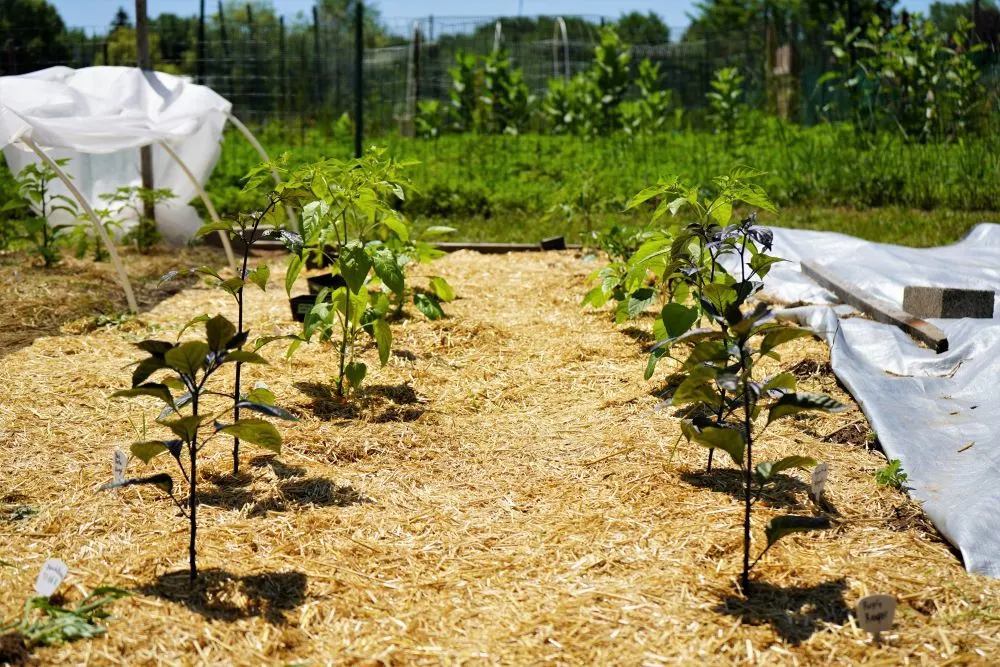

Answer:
[480,49,533,135]
[448,51,480,132]
[876,458,909,489]
[624,59,677,135]
[99,186,173,254]
[415,100,444,139]
[589,26,632,134]
[635,169,847,592]
[2,160,79,267]
[102,314,297,580]
[283,149,413,397]
[707,67,746,141]
[0,586,129,654]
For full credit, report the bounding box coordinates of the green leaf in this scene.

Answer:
[136,340,174,357]
[755,456,818,484]
[764,516,831,549]
[626,287,656,320]
[195,221,233,237]
[762,372,796,395]
[217,419,282,453]
[219,277,245,297]
[235,401,298,421]
[132,356,168,386]
[205,315,237,353]
[372,318,392,366]
[165,342,209,377]
[224,350,268,365]
[671,366,722,409]
[177,314,210,339]
[759,327,814,356]
[625,185,665,210]
[246,264,270,291]
[767,393,848,426]
[414,293,445,320]
[340,242,371,294]
[100,473,173,495]
[247,385,276,405]
[429,276,455,302]
[660,303,699,339]
[111,383,174,406]
[644,347,667,381]
[690,426,746,466]
[285,254,304,296]
[371,247,405,295]
[192,265,223,281]
[423,225,457,236]
[709,198,733,226]
[749,253,784,279]
[162,414,205,443]
[382,216,410,242]
[345,361,367,390]
[130,440,182,464]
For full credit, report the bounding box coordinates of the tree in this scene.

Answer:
[0,0,71,75]
[616,11,670,44]
[930,1,999,45]
[111,6,131,30]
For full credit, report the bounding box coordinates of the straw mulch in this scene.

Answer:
[1,247,998,665]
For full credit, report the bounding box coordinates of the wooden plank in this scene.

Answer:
[800,260,949,353]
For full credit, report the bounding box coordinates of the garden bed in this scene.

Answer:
[1,248,998,664]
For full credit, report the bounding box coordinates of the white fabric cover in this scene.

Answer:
[752,224,1000,578]
[0,66,231,243]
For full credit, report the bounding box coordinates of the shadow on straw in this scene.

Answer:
[199,478,372,516]
[138,569,308,625]
[681,468,827,511]
[713,577,850,645]
[294,380,424,423]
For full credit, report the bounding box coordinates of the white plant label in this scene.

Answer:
[34,558,68,597]
[811,462,829,500]
[113,449,128,483]
[857,594,896,638]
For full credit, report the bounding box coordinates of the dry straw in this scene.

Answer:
[1,248,998,664]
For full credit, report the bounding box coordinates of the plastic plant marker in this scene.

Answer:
[811,462,829,502]
[857,594,896,643]
[34,559,68,597]
[113,450,128,483]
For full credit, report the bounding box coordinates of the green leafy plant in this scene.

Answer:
[480,49,532,135]
[707,67,746,141]
[0,586,129,655]
[623,59,676,136]
[99,186,173,253]
[415,100,443,139]
[283,149,416,397]
[2,160,79,267]
[102,314,297,579]
[875,459,908,489]
[448,51,479,132]
[630,169,847,592]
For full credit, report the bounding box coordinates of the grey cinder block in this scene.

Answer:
[903,286,995,319]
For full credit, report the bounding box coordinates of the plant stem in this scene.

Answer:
[741,371,753,594]
[189,391,199,581]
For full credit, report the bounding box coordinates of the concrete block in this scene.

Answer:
[903,286,995,319]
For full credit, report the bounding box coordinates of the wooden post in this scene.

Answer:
[135,0,155,225]
[197,0,206,84]
[279,16,286,115]
[313,6,321,109]
[218,1,233,99]
[354,0,363,158]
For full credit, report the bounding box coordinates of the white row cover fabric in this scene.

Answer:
[754,224,1000,578]
[0,66,231,242]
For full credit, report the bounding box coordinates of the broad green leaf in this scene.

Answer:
[224,350,268,365]
[130,439,182,464]
[625,185,665,210]
[423,225,457,236]
[235,401,298,421]
[340,241,371,295]
[247,385,276,405]
[111,383,173,406]
[414,293,444,320]
[246,264,270,291]
[164,342,209,377]
[206,315,237,353]
[581,286,609,309]
[177,314,210,339]
[759,327,814,356]
[217,419,282,453]
[193,265,223,281]
[371,247,405,295]
[382,216,410,242]
[345,361,367,390]
[285,254,304,296]
[644,347,667,380]
[762,372,796,395]
[219,277,245,297]
[709,198,733,226]
[755,456,818,484]
[136,340,174,357]
[672,366,723,409]
[764,515,831,549]
[372,318,392,366]
[195,221,233,237]
[749,253,785,280]
[660,303,699,339]
[429,276,455,302]
[162,414,205,443]
[690,426,746,466]
[132,356,168,386]
[767,393,848,426]
[626,287,657,320]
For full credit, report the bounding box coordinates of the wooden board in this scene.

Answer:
[800,260,949,353]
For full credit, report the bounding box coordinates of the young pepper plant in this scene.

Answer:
[3,160,79,267]
[283,150,417,397]
[101,314,296,580]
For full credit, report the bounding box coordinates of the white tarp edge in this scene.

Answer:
[757,223,1000,578]
[0,66,232,243]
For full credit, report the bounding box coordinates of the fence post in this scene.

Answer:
[218,1,234,99]
[279,16,286,117]
[312,6,321,110]
[354,0,364,158]
[197,0,205,83]
[135,0,156,226]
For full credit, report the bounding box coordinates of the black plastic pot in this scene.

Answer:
[540,236,567,251]
[289,295,317,322]
[306,273,347,295]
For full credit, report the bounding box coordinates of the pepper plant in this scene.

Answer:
[102,314,296,580]
[2,160,79,267]
[99,185,173,253]
[630,170,847,592]
[284,149,437,397]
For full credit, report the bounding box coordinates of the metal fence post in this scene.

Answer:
[355,1,364,158]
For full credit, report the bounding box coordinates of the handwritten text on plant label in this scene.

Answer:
[34,558,68,596]
[811,462,829,500]
[857,594,896,635]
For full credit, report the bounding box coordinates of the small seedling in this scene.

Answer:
[102,314,297,580]
[2,160,79,267]
[99,186,173,253]
[875,459,908,489]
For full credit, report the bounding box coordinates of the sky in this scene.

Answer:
[51,0,948,32]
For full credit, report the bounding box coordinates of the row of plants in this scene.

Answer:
[103,150,456,581]
[585,167,848,592]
